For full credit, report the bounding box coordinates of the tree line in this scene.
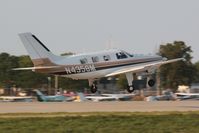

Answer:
[0,41,198,92]
[0,53,88,91]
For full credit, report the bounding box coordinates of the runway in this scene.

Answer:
[0,101,199,113]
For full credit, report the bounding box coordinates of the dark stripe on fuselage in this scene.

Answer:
[51,57,162,75]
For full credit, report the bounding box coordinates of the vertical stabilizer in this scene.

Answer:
[18,32,59,66]
[35,90,47,102]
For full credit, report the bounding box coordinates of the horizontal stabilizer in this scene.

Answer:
[12,66,61,70]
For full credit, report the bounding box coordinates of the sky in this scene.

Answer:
[0,0,199,62]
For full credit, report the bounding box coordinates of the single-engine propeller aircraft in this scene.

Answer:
[14,32,183,93]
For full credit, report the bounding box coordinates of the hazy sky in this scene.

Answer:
[0,0,198,62]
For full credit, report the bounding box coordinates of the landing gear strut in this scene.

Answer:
[125,72,135,93]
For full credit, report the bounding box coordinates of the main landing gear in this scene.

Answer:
[90,83,97,93]
[125,72,156,93]
[148,79,155,87]
[125,73,135,93]
[89,79,98,93]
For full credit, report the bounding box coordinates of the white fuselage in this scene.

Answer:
[50,49,162,79]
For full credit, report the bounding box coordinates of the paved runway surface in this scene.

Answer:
[0,101,199,113]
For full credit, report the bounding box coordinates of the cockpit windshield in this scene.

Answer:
[121,51,134,57]
[116,50,133,59]
[123,51,133,57]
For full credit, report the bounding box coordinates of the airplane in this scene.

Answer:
[14,32,183,93]
[145,91,176,101]
[175,92,199,100]
[74,93,132,102]
[75,93,134,102]
[85,94,117,102]
[34,89,75,102]
[0,96,33,102]
[102,93,135,101]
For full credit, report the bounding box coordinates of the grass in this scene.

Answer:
[0,112,199,133]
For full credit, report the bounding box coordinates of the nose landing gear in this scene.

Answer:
[127,85,135,93]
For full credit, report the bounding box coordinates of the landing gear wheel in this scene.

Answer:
[127,85,134,93]
[148,79,155,87]
[90,84,97,93]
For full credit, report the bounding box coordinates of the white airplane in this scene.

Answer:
[75,93,134,102]
[0,96,33,102]
[102,94,135,101]
[175,92,199,100]
[14,32,183,93]
[85,95,117,102]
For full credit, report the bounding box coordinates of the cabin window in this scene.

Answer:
[92,56,99,63]
[103,55,111,61]
[80,58,88,64]
[116,52,128,59]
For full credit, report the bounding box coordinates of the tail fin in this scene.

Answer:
[35,89,46,102]
[18,32,59,66]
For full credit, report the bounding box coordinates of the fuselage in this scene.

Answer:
[36,49,163,79]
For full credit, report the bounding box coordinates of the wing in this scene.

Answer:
[105,58,183,77]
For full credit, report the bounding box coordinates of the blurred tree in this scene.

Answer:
[0,53,18,88]
[117,74,127,90]
[159,41,195,91]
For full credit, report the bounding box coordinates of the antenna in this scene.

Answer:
[106,35,113,49]
[153,44,159,55]
[105,35,120,50]
[154,41,164,55]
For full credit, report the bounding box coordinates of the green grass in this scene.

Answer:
[0,112,199,133]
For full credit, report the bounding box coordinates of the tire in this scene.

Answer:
[148,79,155,87]
[127,85,134,93]
[90,84,97,93]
